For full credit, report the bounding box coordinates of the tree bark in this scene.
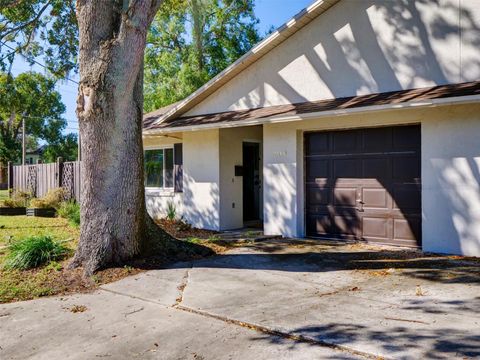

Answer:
[71,0,165,275]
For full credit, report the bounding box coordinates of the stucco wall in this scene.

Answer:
[186,0,480,116]
[422,104,480,256]
[263,103,480,256]
[183,129,221,230]
[219,126,263,230]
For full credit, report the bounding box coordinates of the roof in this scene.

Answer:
[143,81,480,132]
[143,102,180,129]
[144,0,341,128]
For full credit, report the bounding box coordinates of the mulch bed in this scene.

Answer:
[155,218,219,239]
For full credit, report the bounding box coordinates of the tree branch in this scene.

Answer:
[0,0,51,41]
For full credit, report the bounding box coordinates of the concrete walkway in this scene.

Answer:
[1,240,479,359]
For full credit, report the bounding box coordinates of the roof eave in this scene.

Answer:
[149,0,340,126]
[142,94,480,136]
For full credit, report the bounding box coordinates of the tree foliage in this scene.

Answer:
[144,0,260,112]
[42,132,77,162]
[0,71,66,164]
[0,0,78,77]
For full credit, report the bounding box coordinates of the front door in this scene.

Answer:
[243,142,261,222]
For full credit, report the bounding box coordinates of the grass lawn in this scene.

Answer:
[0,189,9,202]
[0,216,226,304]
[0,216,80,303]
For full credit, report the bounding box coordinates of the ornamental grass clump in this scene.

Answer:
[0,191,31,208]
[29,188,67,209]
[57,200,80,227]
[3,235,70,270]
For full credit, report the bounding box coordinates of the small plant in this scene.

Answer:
[29,188,67,209]
[166,201,176,221]
[185,237,202,244]
[57,200,80,227]
[2,235,70,270]
[207,235,221,242]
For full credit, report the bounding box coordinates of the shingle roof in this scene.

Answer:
[143,81,480,131]
[143,102,180,129]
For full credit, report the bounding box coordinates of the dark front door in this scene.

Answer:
[305,125,421,247]
[243,142,261,222]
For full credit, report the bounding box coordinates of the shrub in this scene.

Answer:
[57,201,80,227]
[29,188,67,209]
[0,191,31,208]
[3,235,70,270]
[166,201,176,221]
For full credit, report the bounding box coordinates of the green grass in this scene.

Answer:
[57,201,80,227]
[0,190,9,202]
[0,215,79,303]
[3,235,71,270]
[0,216,79,247]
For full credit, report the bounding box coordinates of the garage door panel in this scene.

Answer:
[363,188,388,209]
[333,188,357,207]
[306,187,330,205]
[362,158,390,179]
[362,127,392,152]
[333,159,359,178]
[306,158,329,180]
[333,214,359,235]
[306,132,329,155]
[332,130,358,153]
[362,217,389,239]
[392,186,421,211]
[393,126,421,150]
[393,217,421,242]
[306,214,333,235]
[393,156,420,180]
[305,125,421,247]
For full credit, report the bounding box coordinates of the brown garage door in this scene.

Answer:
[305,125,421,247]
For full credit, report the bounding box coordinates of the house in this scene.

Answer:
[142,0,480,257]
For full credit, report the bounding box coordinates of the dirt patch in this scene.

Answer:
[155,218,219,239]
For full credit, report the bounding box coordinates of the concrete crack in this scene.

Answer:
[174,305,379,360]
[174,267,191,306]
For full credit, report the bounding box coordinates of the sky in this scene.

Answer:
[10,0,313,136]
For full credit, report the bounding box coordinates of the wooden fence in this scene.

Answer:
[7,159,81,202]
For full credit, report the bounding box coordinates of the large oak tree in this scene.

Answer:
[1,0,255,274]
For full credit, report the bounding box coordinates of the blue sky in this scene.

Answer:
[10,0,313,136]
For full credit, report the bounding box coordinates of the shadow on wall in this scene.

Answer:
[427,156,480,255]
[183,172,220,231]
[231,0,480,110]
[258,1,480,248]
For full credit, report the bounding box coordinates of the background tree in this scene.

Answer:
[144,0,260,112]
[42,133,78,162]
[0,71,66,166]
[0,0,77,77]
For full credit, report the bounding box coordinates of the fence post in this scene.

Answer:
[57,157,64,188]
[7,161,13,197]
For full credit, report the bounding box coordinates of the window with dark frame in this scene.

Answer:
[144,147,174,189]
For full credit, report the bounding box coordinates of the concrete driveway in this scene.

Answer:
[1,240,479,359]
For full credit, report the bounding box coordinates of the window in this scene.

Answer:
[144,148,174,189]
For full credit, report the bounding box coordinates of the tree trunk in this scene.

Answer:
[70,0,164,275]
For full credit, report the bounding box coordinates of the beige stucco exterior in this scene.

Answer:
[262,103,480,256]
[143,0,480,255]
[185,0,480,117]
